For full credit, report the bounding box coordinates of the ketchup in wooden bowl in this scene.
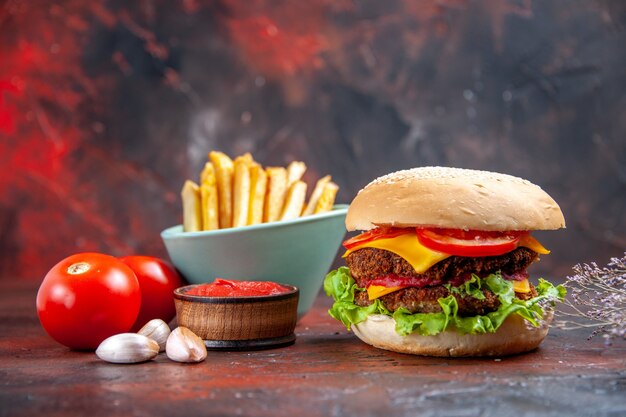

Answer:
[184,279,291,297]
[173,280,299,350]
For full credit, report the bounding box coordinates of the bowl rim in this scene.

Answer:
[173,283,299,304]
[161,204,348,238]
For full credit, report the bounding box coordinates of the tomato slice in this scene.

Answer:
[416,228,526,257]
[343,227,413,250]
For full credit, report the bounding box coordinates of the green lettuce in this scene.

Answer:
[324,267,566,337]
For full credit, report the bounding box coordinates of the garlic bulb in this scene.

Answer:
[96,333,159,364]
[138,319,171,352]
[166,327,207,363]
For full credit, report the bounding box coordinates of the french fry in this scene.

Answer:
[181,180,202,232]
[280,180,307,221]
[302,175,331,216]
[232,156,251,228]
[184,151,339,231]
[286,161,306,186]
[264,167,288,222]
[314,181,338,214]
[199,161,214,185]
[200,163,219,231]
[241,152,253,164]
[247,162,267,225]
[209,151,234,228]
[200,183,219,231]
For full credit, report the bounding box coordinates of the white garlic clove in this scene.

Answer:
[137,319,171,352]
[166,327,207,363]
[96,333,159,364]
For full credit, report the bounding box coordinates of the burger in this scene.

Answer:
[324,167,566,357]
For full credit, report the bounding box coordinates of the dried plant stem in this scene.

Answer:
[556,253,626,342]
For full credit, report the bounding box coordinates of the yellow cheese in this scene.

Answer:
[367,285,404,301]
[344,233,451,274]
[512,278,531,294]
[519,234,550,254]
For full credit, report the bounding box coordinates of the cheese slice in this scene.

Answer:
[519,234,550,254]
[344,233,451,274]
[367,285,404,301]
[512,278,531,294]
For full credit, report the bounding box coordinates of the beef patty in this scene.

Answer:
[346,246,538,287]
[346,247,539,316]
[354,283,538,315]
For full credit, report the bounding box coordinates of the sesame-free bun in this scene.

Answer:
[351,312,553,357]
[346,167,565,232]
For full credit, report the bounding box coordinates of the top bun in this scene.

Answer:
[346,167,565,232]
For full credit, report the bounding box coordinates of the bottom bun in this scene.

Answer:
[351,311,553,357]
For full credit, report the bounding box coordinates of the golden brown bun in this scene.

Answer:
[351,312,553,357]
[346,167,565,232]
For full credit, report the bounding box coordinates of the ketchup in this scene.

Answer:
[367,270,529,290]
[185,278,290,297]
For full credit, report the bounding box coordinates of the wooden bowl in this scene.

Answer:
[173,284,299,350]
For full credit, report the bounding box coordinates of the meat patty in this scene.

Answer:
[346,246,538,288]
[355,282,538,315]
[347,246,539,315]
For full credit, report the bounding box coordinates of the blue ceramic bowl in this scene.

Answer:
[161,205,348,316]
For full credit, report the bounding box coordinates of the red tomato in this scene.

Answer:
[416,228,525,257]
[36,253,141,350]
[343,227,413,250]
[120,256,185,331]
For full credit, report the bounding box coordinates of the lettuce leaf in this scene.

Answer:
[445,274,486,300]
[323,267,389,328]
[324,267,566,337]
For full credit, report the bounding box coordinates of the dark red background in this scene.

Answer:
[1,0,624,281]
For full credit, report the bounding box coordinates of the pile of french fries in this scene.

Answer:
[181,151,339,231]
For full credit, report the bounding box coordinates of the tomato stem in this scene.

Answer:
[67,262,90,275]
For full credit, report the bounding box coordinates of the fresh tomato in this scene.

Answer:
[120,256,185,331]
[416,228,525,257]
[36,253,141,350]
[343,227,413,250]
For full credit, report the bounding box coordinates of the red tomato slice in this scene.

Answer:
[343,227,413,250]
[416,228,526,257]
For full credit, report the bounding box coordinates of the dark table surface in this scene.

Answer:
[1,279,625,417]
